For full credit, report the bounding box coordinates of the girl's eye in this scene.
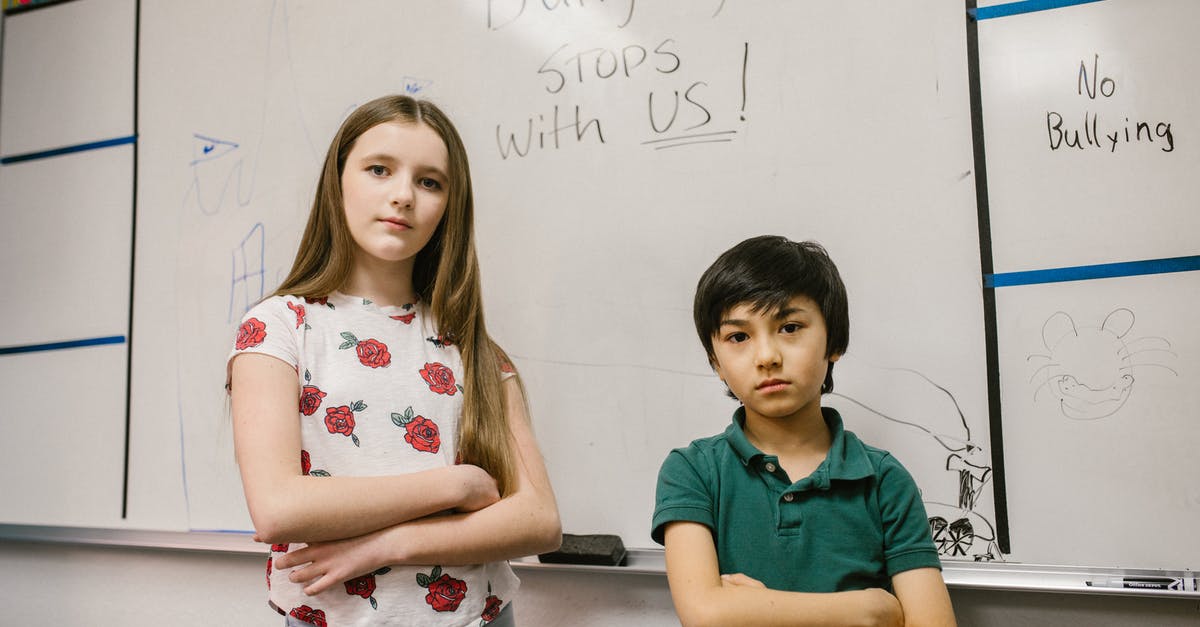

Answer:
[419,177,442,190]
[369,165,388,176]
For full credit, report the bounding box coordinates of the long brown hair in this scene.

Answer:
[275,95,517,495]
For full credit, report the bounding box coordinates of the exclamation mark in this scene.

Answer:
[740,42,749,121]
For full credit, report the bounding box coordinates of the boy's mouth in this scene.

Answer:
[756,379,790,392]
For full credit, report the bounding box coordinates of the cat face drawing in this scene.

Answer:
[1028,308,1177,420]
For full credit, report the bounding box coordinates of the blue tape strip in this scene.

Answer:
[0,335,126,355]
[0,135,136,165]
[970,0,1105,20]
[986,256,1200,287]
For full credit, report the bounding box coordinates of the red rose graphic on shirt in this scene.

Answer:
[300,450,311,475]
[286,301,306,329]
[392,407,442,454]
[338,332,391,368]
[271,543,289,552]
[266,557,272,588]
[343,567,391,610]
[420,362,458,396]
[390,312,416,324]
[418,567,467,613]
[482,594,504,622]
[288,605,327,627]
[345,574,376,599]
[325,401,366,447]
[235,318,266,350]
[304,296,329,306]
[299,385,326,416]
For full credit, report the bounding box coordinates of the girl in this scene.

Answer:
[228,95,561,626]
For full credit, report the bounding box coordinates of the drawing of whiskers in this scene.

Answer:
[1027,308,1178,420]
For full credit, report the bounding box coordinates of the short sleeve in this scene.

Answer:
[225,297,300,388]
[877,454,942,576]
[651,448,716,545]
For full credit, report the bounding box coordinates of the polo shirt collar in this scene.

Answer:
[723,406,875,482]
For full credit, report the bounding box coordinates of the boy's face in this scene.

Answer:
[709,295,840,424]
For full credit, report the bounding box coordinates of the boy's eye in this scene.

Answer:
[781,322,803,334]
[369,165,388,176]
[726,332,749,344]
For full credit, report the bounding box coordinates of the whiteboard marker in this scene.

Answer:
[1085,577,1197,591]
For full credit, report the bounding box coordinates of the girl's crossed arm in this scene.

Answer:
[231,352,503,544]
[274,375,562,595]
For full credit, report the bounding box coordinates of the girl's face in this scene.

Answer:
[341,120,450,269]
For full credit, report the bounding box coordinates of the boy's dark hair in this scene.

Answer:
[693,235,849,394]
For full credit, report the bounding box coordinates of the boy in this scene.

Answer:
[652,236,956,627]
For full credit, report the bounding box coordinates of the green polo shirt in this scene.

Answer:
[652,407,940,592]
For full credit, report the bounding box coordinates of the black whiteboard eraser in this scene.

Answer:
[538,534,627,566]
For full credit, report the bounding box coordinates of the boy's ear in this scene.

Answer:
[828,352,843,363]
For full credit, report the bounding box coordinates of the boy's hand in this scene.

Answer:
[720,573,767,589]
[853,588,904,627]
[453,464,501,512]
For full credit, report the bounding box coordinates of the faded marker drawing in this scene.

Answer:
[1028,308,1178,420]
[182,132,254,216]
[833,367,1000,562]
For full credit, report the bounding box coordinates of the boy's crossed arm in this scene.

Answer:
[663,521,955,627]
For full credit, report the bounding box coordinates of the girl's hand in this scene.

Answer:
[720,573,767,589]
[454,464,500,513]
[274,527,397,596]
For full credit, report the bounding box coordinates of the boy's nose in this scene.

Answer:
[754,338,782,368]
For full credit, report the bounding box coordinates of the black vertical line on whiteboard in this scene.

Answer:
[122,0,141,519]
[964,1,1010,554]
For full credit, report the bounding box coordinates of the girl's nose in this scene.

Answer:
[390,181,414,208]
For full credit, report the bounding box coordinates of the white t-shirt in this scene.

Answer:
[229,292,517,627]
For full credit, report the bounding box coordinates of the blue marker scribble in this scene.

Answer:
[402,76,433,95]
[228,223,266,323]
[183,133,252,216]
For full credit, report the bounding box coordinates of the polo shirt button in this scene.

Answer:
[783,493,795,502]
[764,462,777,473]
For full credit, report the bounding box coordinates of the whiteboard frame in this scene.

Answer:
[1,524,1196,598]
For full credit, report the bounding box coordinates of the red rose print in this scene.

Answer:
[287,301,306,329]
[355,338,391,368]
[404,415,441,454]
[420,362,458,396]
[390,312,416,324]
[300,450,311,475]
[499,359,515,374]
[324,402,365,446]
[299,385,327,416]
[481,595,503,622]
[420,570,468,613]
[235,318,267,350]
[304,296,328,306]
[271,543,289,552]
[266,557,272,588]
[344,574,377,599]
[338,332,391,368]
[325,406,356,436]
[288,605,327,627]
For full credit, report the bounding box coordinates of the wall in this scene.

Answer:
[1,540,1198,626]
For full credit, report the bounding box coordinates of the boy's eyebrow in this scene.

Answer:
[719,305,811,327]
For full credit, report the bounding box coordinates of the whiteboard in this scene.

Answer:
[25,0,1200,577]
[977,0,1200,570]
[126,0,997,562]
